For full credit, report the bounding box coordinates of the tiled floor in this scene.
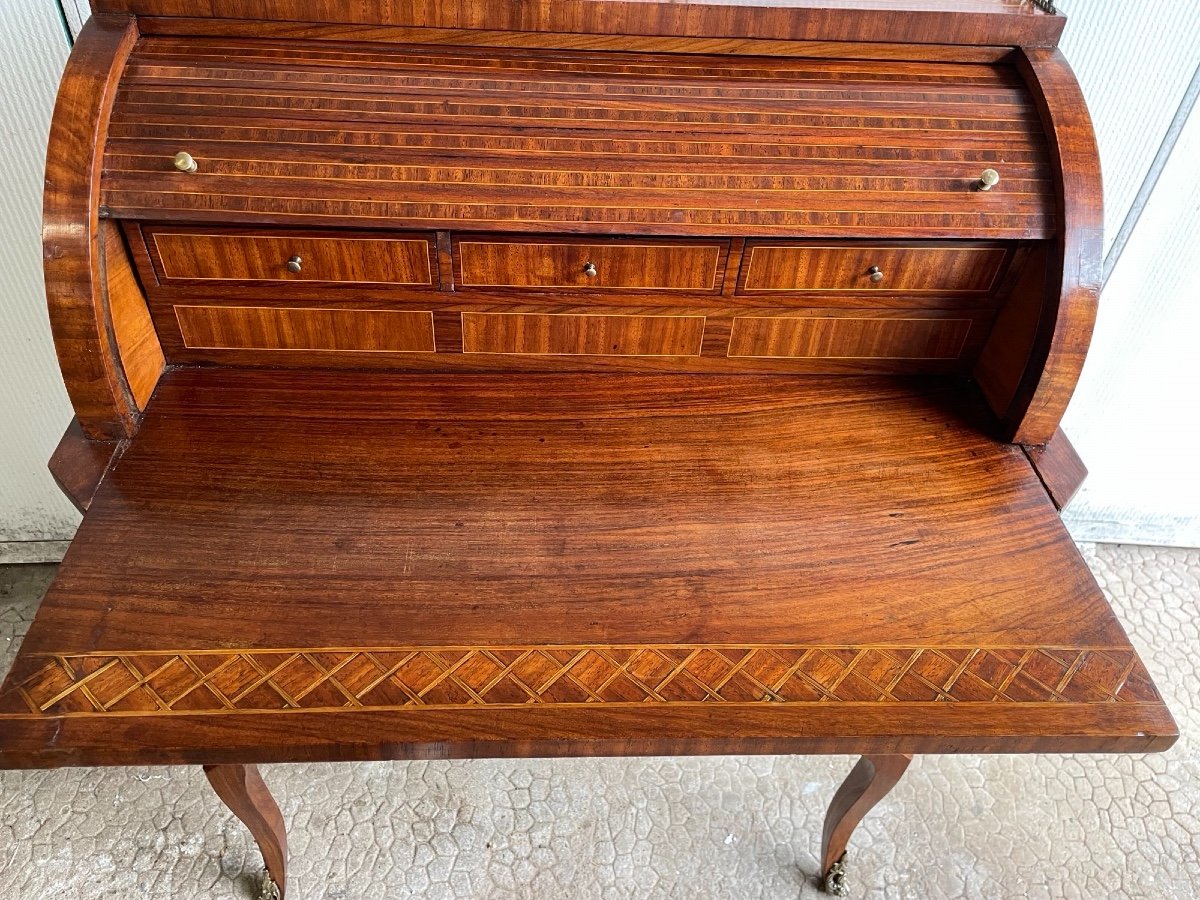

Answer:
[1,544,1196,899]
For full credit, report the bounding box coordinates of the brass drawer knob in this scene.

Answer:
[286,255,303,273]
[978,168,1001,191]
[582,262,598,278]
[173,151,198,173]
[867,265,885,283]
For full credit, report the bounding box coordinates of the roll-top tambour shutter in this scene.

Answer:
[102,39,1054,238]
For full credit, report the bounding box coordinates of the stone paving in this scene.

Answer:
[0,544,1196,899]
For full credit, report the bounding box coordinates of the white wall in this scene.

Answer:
[1057,2,1200,258]
[1061,100,1200,545]
[1057,1,1200,546]
[0,1,1197,555]
[0,0,79,560]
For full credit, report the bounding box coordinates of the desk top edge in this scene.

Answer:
[89,0,1067,49]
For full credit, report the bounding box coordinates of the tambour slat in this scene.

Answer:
[115,100,1042,138]
[102,192,1053,238]
[123,66,1035,107]
[105,153,1052,195]
[106,126,1051,165]
[115,86,1042,126]
[104,142,1053,180]
[127,40,1029,84]
[102,38,1055,237]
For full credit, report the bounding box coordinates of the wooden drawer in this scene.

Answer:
[143,227,436,287]
[175,306,436,353]
[455,237,727,292]
[727,312,985,363]
[462,312,706,356]
[739,243,1007,295]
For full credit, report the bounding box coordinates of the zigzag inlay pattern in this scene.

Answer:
[0,646,1159,718]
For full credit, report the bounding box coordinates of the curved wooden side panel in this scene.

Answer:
[43,15,142,441]
[998,49,1102,445]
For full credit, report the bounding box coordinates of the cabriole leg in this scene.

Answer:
[820,754,912,895]
[204,764,288,900]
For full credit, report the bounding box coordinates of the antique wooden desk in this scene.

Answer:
[2,0,1177,896]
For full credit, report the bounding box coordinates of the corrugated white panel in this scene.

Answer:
[60,0,90,39]
[1057,0,1200,259]
[1055,1,1200,545]
[1062,98,1200,547]
[0,0,81,544]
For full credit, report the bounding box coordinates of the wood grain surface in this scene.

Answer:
[146,302,997,375]
[47,419,126,515]
[1024,427,1087,511]
[0,370,1175,767]
[92,1,1066,48]
[461,312,706,356]
[124,222,1006,374]
[739,242,1008,294]
[101,39,1054,237]
[1002,48,1103,444]
[44,16,141,441]
[726,314,973,360]
[102,222,164,410]
[456,238,726,291]
[146,227,435,286]
[131,20,1019,63]
[175,306,436,353]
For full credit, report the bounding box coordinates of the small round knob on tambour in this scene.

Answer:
[173,151,198,173]
[978,168,1001,191]
[286,255,302,273]
[582,262,598,278]
[867,265,885,283]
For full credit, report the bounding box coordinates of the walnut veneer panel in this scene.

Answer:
[456,239,725,291]
[101,39,1054,237]
[740,242,1007,293]
[175,306,435,353]
[145,228,435,286]
[727,315,973,360]
[0,370,1174,766]
[462,313,706,356]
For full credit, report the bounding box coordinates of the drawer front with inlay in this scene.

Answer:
[728,315,974,361]
[455,238,727,291]
[740,243,1008,295]
[462,313,706,356]
[146,229,436,286]
[176,306,436,353]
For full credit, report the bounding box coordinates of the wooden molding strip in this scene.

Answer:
[1023,426,1087,511]
[93,2,1066,48]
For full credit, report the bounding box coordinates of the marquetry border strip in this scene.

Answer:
[0,645,1159,718]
